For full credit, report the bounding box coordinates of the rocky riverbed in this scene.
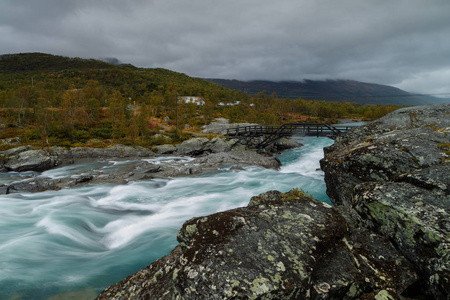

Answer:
[95,103,449,299]
[0,132,299,194]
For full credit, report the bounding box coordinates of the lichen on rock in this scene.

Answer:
[96,104,449,299]
[96,191,418,300]
[321,103,450,299]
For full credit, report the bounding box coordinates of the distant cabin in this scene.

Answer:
[179,96,205,106]
[218,101,243,106]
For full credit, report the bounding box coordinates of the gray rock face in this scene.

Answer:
[175,137,210,156]
[321,103,450,299]
[4,149,60,172]
[1,145,32,156]
[0,145,154,174]
[273,137,303,151]
[96,191,417,300]
[152,144,177,154]
[51,145,153,159]
[175,137,240,156]
[195,150,281,170]
[6,177,60,193]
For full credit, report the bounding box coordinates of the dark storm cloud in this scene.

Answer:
[1,0,450,95]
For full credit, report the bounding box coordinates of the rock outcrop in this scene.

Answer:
[95,104,449,299]
[0,145,154,173]
[96,191,417,300]
[175,137,240,156]
[321,103,450,299]
[3,149,61,172]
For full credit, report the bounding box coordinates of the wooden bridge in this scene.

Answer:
[225,123,352,149]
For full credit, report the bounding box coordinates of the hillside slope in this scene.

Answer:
[0,52,228,97]
[206,78,447,106]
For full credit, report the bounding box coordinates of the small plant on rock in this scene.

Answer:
[282,188,314,200]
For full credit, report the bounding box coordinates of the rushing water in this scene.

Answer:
[0,137,334,300]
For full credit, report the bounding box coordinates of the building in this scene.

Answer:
[179,96,205,106]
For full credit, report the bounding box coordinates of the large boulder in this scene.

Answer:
[208,137,239,153]
[320,103,450,299]
[6,177,60,193]
[175,137,240,156]
[96,191,417,300]
[3,149,60,172]
[175,138,211,156]
[152,144,177,154]
[194,150,282,170]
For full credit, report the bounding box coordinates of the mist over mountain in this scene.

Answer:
[205,79,448,106]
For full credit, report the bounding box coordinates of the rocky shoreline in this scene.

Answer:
[0,133,299,194]
[94,104,449,299]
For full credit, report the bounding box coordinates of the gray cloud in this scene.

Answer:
[1,0,450,95]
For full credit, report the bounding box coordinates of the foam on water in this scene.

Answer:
[0,137,334,299]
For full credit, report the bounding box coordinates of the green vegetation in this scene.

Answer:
[282,188,314,200]
[0,53,404,149]
[437,142,450,156]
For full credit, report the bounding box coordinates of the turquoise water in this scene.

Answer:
[0,137,333,299]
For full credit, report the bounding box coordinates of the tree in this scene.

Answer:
[61,84,80,126]
[108,90,128,138]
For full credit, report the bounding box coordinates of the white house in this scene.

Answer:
[179,96,205,106]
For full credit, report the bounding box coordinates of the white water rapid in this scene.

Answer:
[0,136,333,299]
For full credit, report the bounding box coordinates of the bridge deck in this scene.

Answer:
[225,123,352,148]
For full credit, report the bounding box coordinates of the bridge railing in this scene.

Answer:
[225,123,354,148]
[226,125,279,136]
[226,123,353,137]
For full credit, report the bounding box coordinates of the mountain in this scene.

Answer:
[205,79,448,106]
[0,52,228,97]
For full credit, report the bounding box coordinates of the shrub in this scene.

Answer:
[25,128,41,141]
[71,130,90,143]
[282,188,314,200]
[91,127,112,139]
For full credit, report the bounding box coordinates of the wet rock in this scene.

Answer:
[74,174,94,184]
[152,144,176,154]
[7,177,60,193]
[157,165,203,177]
[175,137,210,156]
[4,149,60,172]
[194,150,281,169]
[174,136,254,157]
[0,145,32,156]
[144,166,162,173]
[272,137,302,151]
[51,145,153,159]
[208,137,239,153]
[0,185,9,194]
[96,191,418,300]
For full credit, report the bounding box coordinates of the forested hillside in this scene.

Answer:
[0,53,403,149]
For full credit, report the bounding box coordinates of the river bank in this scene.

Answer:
[96,103,449,299]
[0,124,301,194]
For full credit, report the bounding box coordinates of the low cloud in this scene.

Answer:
[1,0,450,95]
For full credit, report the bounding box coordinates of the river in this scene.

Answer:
[0,136,334,300]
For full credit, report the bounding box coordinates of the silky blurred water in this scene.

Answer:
[0,137,333,300]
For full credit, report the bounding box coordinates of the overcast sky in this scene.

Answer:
[1,0,450,96]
